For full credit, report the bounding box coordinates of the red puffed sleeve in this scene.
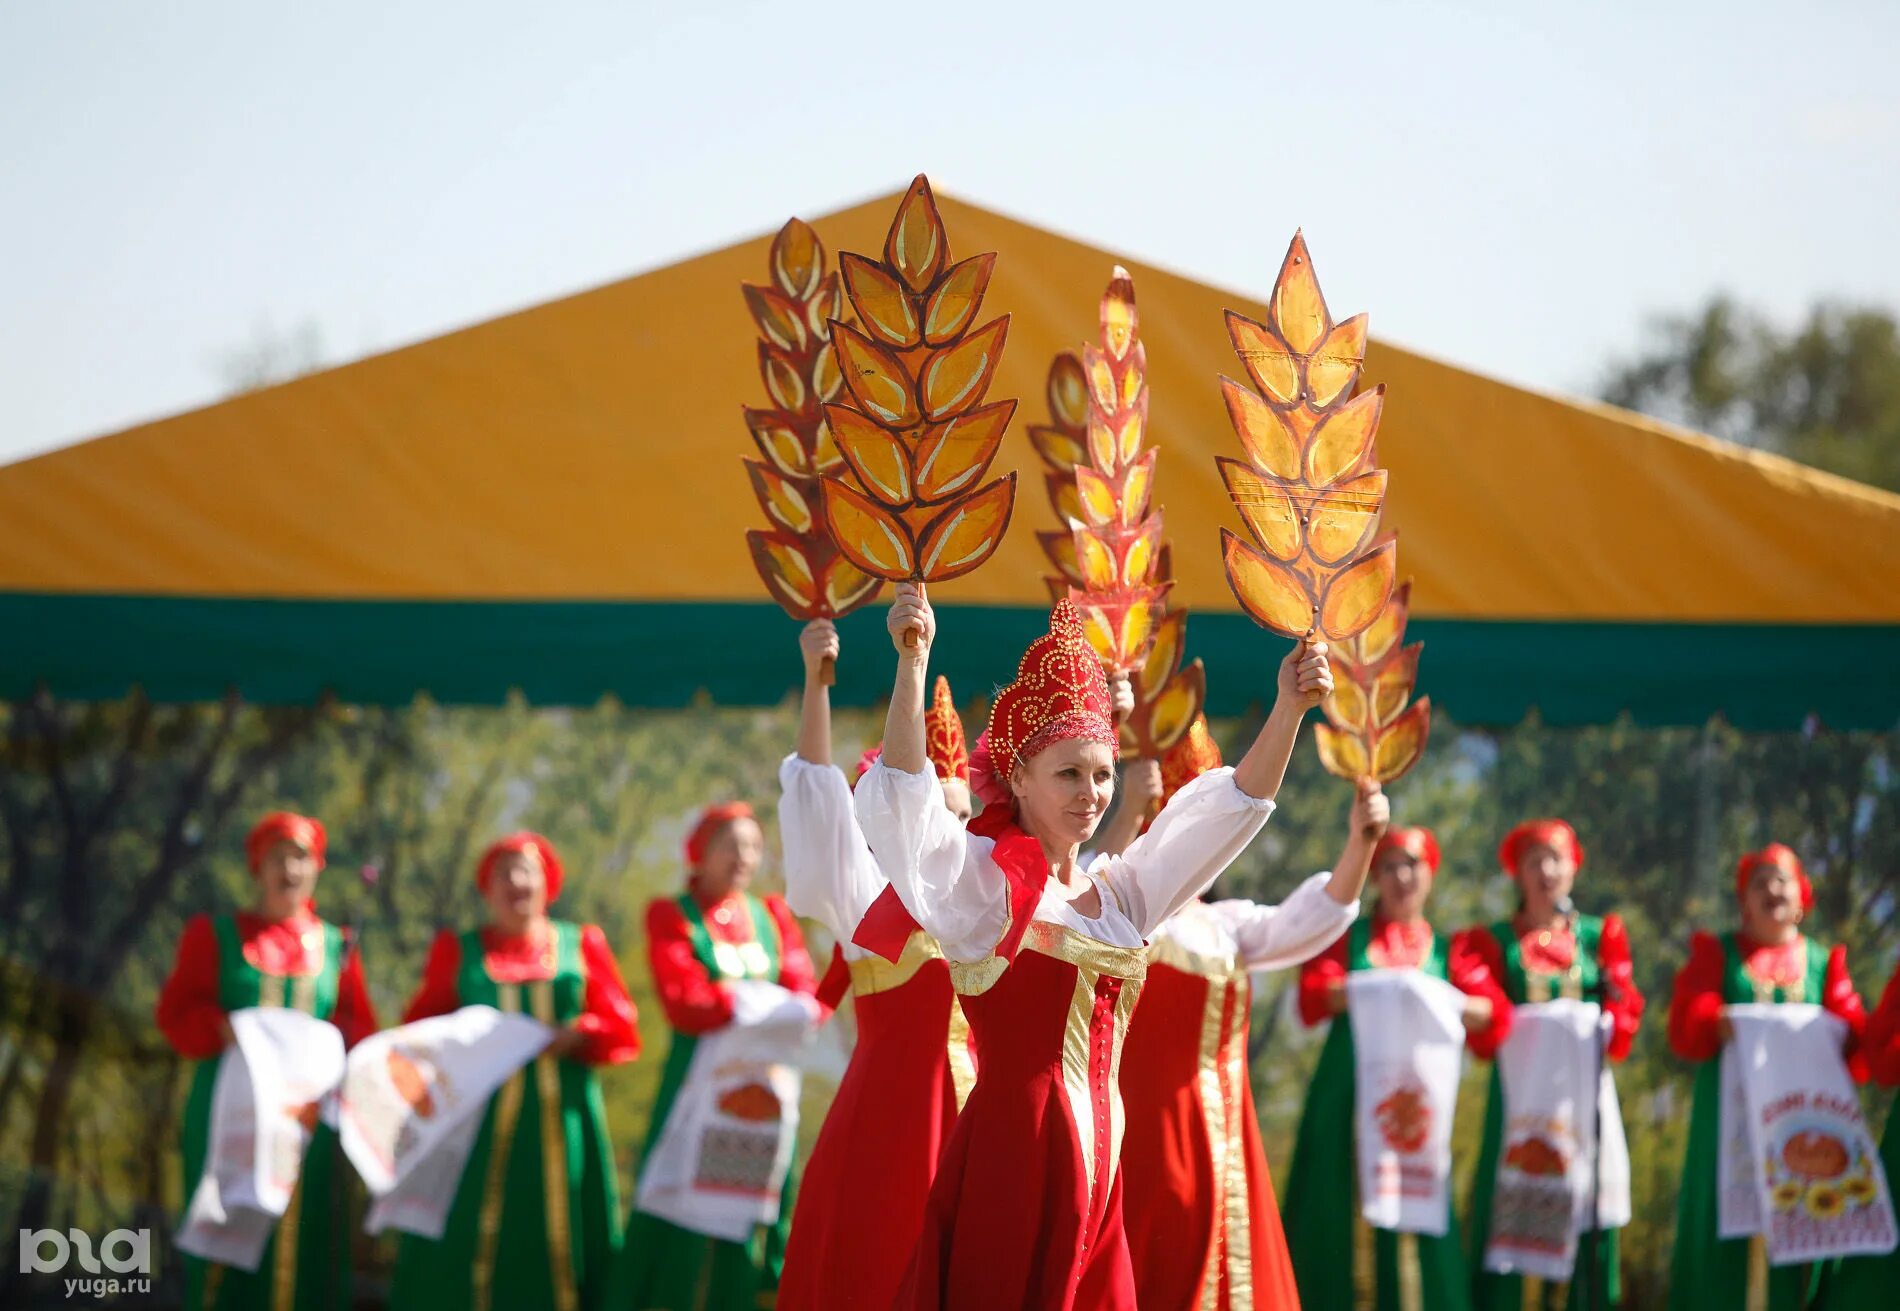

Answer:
[401,930,464,1024]
[646,899,735,1034]
[329,940,380,1049]
[1461,925,1512,1062]
[574,924,642,1066]
[1865,966,1900,1088]
[1598,914,1643,1063]
[1820,943,1869,1084]
[1296,934,1348,1028]
[1667,931,1728,1064]
[156,915,228,1059]
[1449,928,1514,1058]
[765,895,819,999]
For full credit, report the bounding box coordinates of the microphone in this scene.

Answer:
[1553,894,1577,923]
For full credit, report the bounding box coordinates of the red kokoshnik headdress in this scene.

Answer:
[925,675,971,785]
[971,598,1116,803]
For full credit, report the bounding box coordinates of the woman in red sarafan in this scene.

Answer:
[855,587,1350,1311]
[775,618,977,1311]
[1114,716,1380,1311]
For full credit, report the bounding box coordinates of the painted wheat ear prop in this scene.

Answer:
[742,218,884,668]
[1068,267,1169,675]
[1216,232,1396,644]
[1120,543,1207,758]
[1028,351,1090,601]
[818,176,1017,595]
[1314,580,1431,783]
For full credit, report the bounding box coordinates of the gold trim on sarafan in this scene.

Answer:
[1019,919,1147,982]
[945,1001,977,1110]
[847,930,945,995]
[1398,1230,1423,1311]
[1062,973,1101,1199]
[271,1174,301,1311]
[529,980,578,1311]
[1147,916,1246,981]
[1108,976,1143,1188]
[472,985,526,1311]
[1218,975,1253,1310]
[1193,972,1229,1311]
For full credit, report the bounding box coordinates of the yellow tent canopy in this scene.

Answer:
[3,189,1897,727]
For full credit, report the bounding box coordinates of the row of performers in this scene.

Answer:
[154,588,1899,1311]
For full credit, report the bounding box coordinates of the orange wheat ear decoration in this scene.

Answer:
[1028,352,1090,602]
[1216,233,1396,644]
[742,219,885,640]
[818,176,1018,587]
[1067,267,1169,676]
[1314,580,1431,784]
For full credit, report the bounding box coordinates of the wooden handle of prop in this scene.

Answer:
[903,627,920,650]
[818,655,836,687]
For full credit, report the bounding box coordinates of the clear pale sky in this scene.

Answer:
[3,0,1896,465]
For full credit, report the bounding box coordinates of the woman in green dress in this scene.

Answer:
[156,810,380,1311]
[390,831,642,1311]
[1462,818,1646,1311]
[1667,842,1869,1310]
[1284,824,1511,1311]
[613,802,822,1311]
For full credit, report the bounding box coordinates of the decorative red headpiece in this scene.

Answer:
[1735,842,1813,913]
[246,811,326,874]
[1375,825,1441,875]
[476,831,565,904]
[925,675,970,784]
[976,599,1116,798]
[852,746,883,787]
[1498,818,1584,876]
[685,801,756,868]
[1158,714,1224,809]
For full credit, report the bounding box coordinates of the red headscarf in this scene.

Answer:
[1497,818,1584,876]
[685,802,755,868]
[1375,825,1441,874]
[1735,842,1813,913]
[476,831,565,904]
[246,812,326,874]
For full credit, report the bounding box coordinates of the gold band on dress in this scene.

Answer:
[529,981,578,1311]
[1020,919,1148,980]
[1218,977,1253,1311]
[271,1176,302,1311]
[472,986,526,1311]
[847,931,944,995]
[945,1002,977,1110]
[1746,1234,1768,1311]
[1398,1231,1423,1311]
[1194,973,1230,1311]
[1148,930,1245,982]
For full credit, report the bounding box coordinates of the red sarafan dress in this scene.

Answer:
[1119,889,1356,1311]
[774,753,974,1311]
[856,757,1342,1311]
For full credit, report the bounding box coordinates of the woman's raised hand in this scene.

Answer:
[800,618,840,680]
[887,582,936,658]
[1277,640,1333,711]
[1351,778,1390,842]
